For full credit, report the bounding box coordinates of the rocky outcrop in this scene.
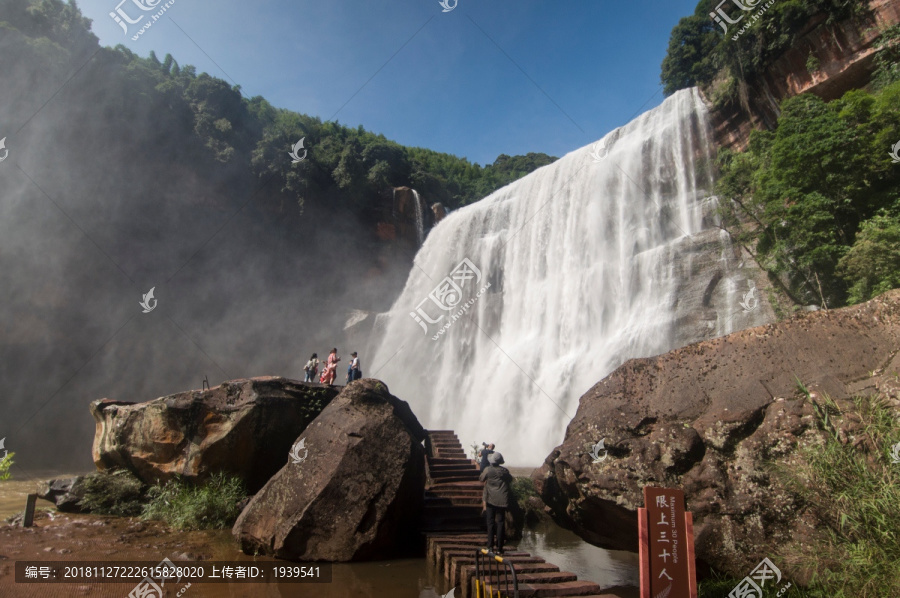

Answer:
[90,377,339,493]
[663,223,774,348]
[37,477,87,512]
[535,290,900,579]
[431,202,446,224]
[711,0,900,150]
[232,379,427,561]
[374,187,431,249]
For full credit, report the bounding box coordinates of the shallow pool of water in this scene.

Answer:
[516,518,639,588]
[1,475,638,597]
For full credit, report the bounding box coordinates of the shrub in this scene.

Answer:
[837,213,900,304]
[0,452,14,481]
[142,472,247,531]
[77,470,147,516]
[510,476,538,509]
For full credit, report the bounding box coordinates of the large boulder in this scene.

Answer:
[232,379,427,561]
[534,290,900,579]
[90,377,339,493]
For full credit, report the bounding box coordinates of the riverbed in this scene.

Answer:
[1,474,639,597]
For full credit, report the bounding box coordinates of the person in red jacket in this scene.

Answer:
[323,348,340,386]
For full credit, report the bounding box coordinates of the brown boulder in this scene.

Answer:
[535,290,900,579]
[232,379,426,561]
[90,377,339,493]
[37,477,87,512]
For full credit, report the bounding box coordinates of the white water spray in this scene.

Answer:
[369,89,759,464]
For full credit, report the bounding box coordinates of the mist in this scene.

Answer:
[0,32,412,476]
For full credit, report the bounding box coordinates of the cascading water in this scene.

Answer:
[368,88,764,464]
[412,189,425,246]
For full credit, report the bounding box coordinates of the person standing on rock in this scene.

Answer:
[323,348,340,386]
[303,353,319,383]
[346,352,362,384]
[479,443,495,471]
[480,451,511,554]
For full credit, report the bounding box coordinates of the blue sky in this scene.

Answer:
[80,0,698,165]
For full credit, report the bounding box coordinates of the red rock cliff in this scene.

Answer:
[711,0,900,150]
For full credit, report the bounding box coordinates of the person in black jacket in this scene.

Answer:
[478,443,495,471]
[479,451,512,554]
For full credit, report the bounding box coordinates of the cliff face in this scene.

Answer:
[711,0,900,150]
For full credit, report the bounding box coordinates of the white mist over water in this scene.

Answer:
[369,88,745,465]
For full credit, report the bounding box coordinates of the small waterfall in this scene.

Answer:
[368,88,758,464]
[412,189,425,246]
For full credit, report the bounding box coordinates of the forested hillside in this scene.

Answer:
[661,0,900,310]
[0,0,555,219]
[660,0,868,100]
[0,0,556,469]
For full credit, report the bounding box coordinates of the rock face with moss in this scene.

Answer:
[232,379,426,561]
[90,377,338,493]
[534,290,900,580]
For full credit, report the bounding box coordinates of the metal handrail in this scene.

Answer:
[473,548,518,598]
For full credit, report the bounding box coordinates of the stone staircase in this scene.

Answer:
[426,534,635,598]
[421,430,484,533]
[421,431,636,598]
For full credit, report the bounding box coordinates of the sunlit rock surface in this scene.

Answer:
[232,379,426,562]
[90,377,339,493]
[535,289,900,579]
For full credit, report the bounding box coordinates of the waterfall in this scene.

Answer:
[412,189,425,246]
[368,88,752,464]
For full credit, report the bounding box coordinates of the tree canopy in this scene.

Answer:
[1,0,556,220]
[661,0,870,100]
[716,82,900,307]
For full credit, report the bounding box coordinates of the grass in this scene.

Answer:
[698,571,744,598]
[78,470,147,516]
[774,387,900,597]
[141,472,246,531]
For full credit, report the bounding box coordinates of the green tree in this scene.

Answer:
[837,213,900,303]
[717,83,900,307]
[660,3,720,95]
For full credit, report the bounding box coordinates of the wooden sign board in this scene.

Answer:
[639,487,697,598]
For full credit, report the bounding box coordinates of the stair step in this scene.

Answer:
[422,508,483,516]
[431,465,479,472]
[422,524,484,533]
[423,513,483,522]
[517,581,605,597]
[427,490,483,498]
[484,572,578,584]
[425,497,482,507]
[430,476,481,485]
[430,481,483,489]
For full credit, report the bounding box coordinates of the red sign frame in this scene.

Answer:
[638,487,697,598]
